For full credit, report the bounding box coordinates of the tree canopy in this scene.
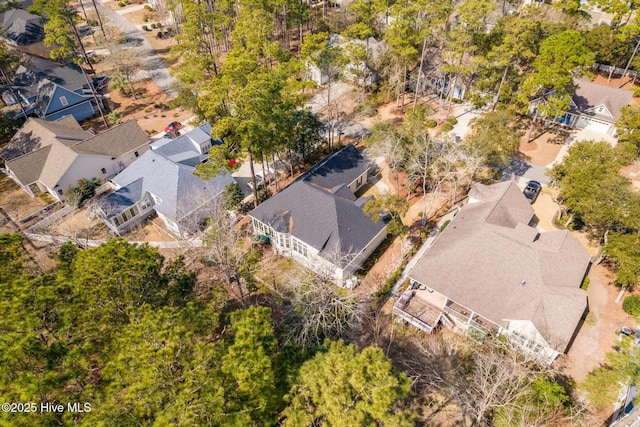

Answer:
[282,340,414,426]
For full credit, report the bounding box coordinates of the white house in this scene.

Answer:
[395,181,591,366]
[530,78,633,136]
[97,123,234,236]
[249,145,387,287]
[307,33,386,88]
[0,117,149,202]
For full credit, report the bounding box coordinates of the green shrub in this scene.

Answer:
[580,276,590,290]
[441,122,454,132]
[623,295,640,317]
[440,219,451,232]
[426,120,437,128]
[447,116,458,125]
[141,25,149,31]
[117,1,125,6]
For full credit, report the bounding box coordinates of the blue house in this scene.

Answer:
[1,63,102,121]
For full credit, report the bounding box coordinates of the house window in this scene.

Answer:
[59,96,68,106]
[135,151,139,157]
[101,168,107,174]
[278,233,290,249]
[113,216,123,227]
[121,206,140,222]
[292,238,308,257]
[140,197,150,210]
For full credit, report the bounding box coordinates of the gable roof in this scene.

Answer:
[571,78,633,122]
[250,145,383,267]
[73,120,148,156]
[3,63,93,120]
[0,9,44,45]
[0,116,91,161]
[301,144,370,190]
[409,181,590,352]
[106,150,234,221]
[150,122,220,165]
[3,118,149,188]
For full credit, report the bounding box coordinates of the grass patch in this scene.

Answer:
[584,312,597,327]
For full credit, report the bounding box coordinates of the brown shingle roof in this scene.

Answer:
[0,117,90,161]
[409,180,590,352]
[72,120,148,156]
[6,145,51,185]
[571,78,633,122]
[3,118,148,190]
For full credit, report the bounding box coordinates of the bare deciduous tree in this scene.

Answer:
[274,270,366,349]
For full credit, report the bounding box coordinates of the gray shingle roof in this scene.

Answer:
[251,180,385,265]
[10,63,89,114]
[409,180,590,352]
[6,144,51,185]
[0,9,44,45]
[109,150,234,221]
[150,123,221,166]
[302,144,370,190]
[102,178,144,218]
[250,145,383,267]
[571,78,633,122]
[72,120,149,156]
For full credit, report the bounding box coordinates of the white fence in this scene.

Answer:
[593,63,639,79]
[25,205,74,233]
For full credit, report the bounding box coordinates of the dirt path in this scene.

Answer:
[563,264,633,382]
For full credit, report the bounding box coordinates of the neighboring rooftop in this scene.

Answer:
[0,116,90,161]
[106,150,234,221]
[409,181,590,352]
[150,122,220,166]
[3,117,149,190]
[0,9,44,45]
[571,77,633,122]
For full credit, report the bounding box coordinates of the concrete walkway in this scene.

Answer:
[89,3,177,96]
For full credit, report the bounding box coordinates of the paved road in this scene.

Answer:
[89,1,177,96]
[503,157,551,185]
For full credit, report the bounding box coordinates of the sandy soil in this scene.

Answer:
[563,264,633,383]
[621,160,640,191]
[0,174,49,222]
[518,130,566,166]
[75,2,192,136]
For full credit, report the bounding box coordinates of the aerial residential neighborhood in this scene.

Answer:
[3,0,640,426]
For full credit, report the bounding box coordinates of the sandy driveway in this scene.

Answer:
[563,264,634,383]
